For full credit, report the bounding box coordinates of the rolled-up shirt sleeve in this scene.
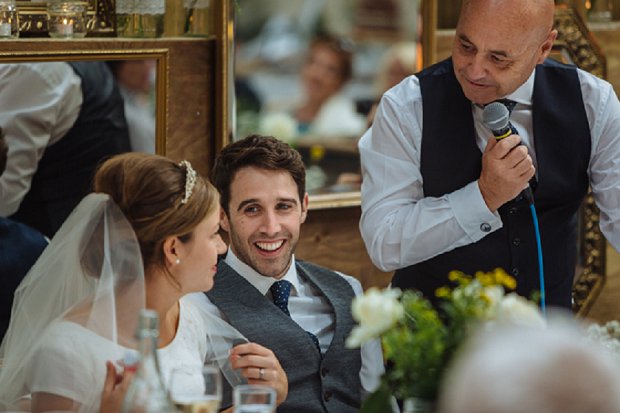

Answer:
[359,76,501,272]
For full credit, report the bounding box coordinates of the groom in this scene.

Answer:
[203,135,383,412]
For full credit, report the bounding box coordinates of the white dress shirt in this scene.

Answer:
[359,66,620,272]
[0,63,83,217]
[194,249,385,396]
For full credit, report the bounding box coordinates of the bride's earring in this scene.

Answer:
[175,258,181,265]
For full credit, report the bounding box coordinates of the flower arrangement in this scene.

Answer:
[586,320,620,364]
[347,269,545,412]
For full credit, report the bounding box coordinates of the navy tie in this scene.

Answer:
[269,280,321,352]
[496,98,517,114]
[270,280,292,316]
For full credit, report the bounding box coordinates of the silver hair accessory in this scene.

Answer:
[178,160,197,204]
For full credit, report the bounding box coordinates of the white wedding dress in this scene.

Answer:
[26,296,207,413]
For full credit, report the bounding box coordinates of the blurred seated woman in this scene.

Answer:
[0,153,287,413]
[293,35,366,138]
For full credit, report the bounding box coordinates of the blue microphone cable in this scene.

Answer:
[529,202,546,315]
[483,102,546,314]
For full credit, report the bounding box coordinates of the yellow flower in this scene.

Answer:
[435,286,451,298]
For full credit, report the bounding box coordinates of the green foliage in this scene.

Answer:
[360,269,519,407]
[382,291,447,400]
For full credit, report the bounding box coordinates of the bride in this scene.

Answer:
[0,153,287,412]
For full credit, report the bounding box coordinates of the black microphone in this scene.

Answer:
[482,102,534,204]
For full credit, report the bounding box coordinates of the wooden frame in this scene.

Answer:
[0,40,169,155]
[552,5,608,315]
[216,0,438,210]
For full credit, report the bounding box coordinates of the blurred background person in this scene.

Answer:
[365,41,419,126]
[293,35,366,138]
[107,60,157,153]
[438,322,620,413]
[0,62,130,238]
[0,129,48,341]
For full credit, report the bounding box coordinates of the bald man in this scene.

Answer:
[438,323,620,413]
[359,0,620,308]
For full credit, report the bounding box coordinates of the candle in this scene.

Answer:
[55,18,73,36]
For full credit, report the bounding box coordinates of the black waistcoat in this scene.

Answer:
[392,58,591,309]
[206,260,362,413]
[10,62,130,237]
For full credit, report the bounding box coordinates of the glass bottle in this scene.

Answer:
[116,0,136,37]
[185,0,214,37]
[0,0,19,39]
[135,0,164,37]
[121,309,175,413]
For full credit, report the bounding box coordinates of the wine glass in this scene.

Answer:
[169,364,222,413]
[233,384,276,413]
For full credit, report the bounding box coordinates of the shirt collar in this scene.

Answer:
[473,69,535,109]
[223,249,301,296]
[504,69,535,106]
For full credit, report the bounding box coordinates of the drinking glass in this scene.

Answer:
[233,384,276,413]
[169,364,222,413]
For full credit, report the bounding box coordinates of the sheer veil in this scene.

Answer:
[0,194,144,411]
[0,193,247,412]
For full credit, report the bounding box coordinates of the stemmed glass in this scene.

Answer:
[169,364,222,413]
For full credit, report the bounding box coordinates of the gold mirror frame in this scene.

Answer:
[215,0,438,210]
[16,0,115,36]
[0,46,168,154]
[552,5,608,315]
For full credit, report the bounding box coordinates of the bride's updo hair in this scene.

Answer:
[93,152,219,277]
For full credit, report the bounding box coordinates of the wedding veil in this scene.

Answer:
[0,193,247,412]
[0,193,145,411]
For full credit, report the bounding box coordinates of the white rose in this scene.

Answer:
[259,112,298,144]
[495,293,546,328]
[346,287,404,348]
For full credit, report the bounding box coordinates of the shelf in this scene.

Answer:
[0,37,215,59]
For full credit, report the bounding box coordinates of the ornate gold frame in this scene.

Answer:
[215,0,438,210]
[16,0,115,36]
[552,5,608,315]
[0,47,169,154]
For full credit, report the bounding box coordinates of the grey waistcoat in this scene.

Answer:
[206,260,362,413]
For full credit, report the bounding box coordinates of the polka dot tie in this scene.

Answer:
[269,280,321,353]
[270,280,292,317]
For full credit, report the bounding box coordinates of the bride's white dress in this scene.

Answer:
[26,295,208,413]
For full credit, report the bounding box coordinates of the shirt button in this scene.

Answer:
[324,391,333,402]
[321,367,329,377]
[512,267,520,276]
[512,238,521,246]
[480,223,492,232]
[509,207,518,215]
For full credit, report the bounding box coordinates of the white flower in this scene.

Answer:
[482,285,504,315]
[587,321,620,364]
[494,293,546,328]
[346,287,404,348]
[259,112,298,144]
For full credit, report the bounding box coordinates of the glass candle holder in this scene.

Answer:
[47,1,88,38]
[0,0,19,39]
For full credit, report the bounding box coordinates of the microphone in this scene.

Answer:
[482,102,534,204]
[482,102,517,140]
